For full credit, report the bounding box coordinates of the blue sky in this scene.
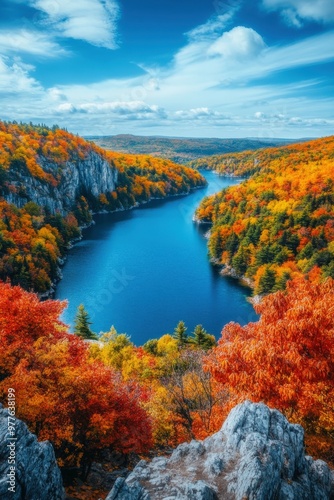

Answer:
[0,0,333,138]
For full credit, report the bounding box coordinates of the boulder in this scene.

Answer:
[0,404,65,500]
[107,401,334,499]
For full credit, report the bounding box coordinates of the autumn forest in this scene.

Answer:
[1,123,334,496]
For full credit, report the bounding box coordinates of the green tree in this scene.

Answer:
[173,321,188,347]
[257,267,277,295]
[189,325,216,350]
[143,338,159,355]
[74,304,97,340]
[274,271,291,291]
[232,246,249,275]
[209,230,223,260]
[225,232,239,257]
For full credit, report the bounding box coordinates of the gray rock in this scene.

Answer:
[0,405,65,499]
[106,401,334,500]
[5,150,118,215]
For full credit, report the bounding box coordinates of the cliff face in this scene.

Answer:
[0,404,64,500]
[107,401,334,500]
[4,151,118,215]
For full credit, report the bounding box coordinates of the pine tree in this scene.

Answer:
[74,304,97,340]
[274,271,291,291]
[189,325,216,350]
[209,230,223,260]
[173,321,188,347]
[257,267,276,295]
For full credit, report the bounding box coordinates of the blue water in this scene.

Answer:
[55,171,258,344]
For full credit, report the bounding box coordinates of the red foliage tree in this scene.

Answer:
[205,277,334,460]
[0,282,152,472]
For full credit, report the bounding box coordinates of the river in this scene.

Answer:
[55,171,258,344]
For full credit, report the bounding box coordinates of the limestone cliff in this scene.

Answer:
[4,150,117,215]
[0,404,64,500]
[107,401,334,500]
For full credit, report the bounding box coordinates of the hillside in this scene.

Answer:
[1,277,333,499]
[91,134,292,163]
[0,122,205,293]
[195,136,334,294]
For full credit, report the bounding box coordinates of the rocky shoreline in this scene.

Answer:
[193,206,261,304]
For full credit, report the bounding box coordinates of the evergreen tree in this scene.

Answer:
[232,246,249,275]
[225,232,239,256]
[257,267,277,295]
[209,230,223,260]
[324,260,334,279]
[173,321,188,347]
[274,271,291,291]
[189,325,216,350]
[74,304,97,340]
[18,258,31,290]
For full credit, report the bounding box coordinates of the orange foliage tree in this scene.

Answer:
[196,136,334,293]
[205,277,334,461]
[0,282,152,474]
[0,121,205,292]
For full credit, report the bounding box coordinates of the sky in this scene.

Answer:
[0,0,333,138]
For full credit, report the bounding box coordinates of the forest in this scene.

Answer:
[195,136,334,294]
[0,121,205,293]
[1,277,333,482]
[0,125,333,498]
[92,134,290,163]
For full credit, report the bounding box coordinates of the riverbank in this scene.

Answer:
[195,215,257,297]
[220,265,262,306]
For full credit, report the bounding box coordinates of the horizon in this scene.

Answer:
[0,0,333,138]
[85,132,319,140]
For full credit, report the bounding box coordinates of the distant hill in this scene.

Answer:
[89,134,295,164]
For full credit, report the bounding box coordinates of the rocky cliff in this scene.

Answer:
[4,150,117,215]
[107,401,334,500]
[0,404,64,500]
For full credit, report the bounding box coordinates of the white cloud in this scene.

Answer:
[175,107,230,121]
[254,110,334,128]
[262,0,334,26]
[36,28,333,137]
[0,56,41,93]
[1,8,334,139]
[207,26,266,59]
[30,0,120,48]
[187,13,236,41]
[56,100,167,119]
[0,29,68,57]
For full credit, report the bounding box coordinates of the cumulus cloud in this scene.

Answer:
[30,0,120,48]
[207,26,266,59]
[1,4,334,138]
[254,109,334,128]
[0,56,41,93]
[0,29,67,57]
[56,100,167,119]
[174,107,229,121]
[262,0,334,26]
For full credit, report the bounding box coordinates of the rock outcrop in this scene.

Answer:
[0,404,64,500]
[5,150,117,214]
[107,401,334,500]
